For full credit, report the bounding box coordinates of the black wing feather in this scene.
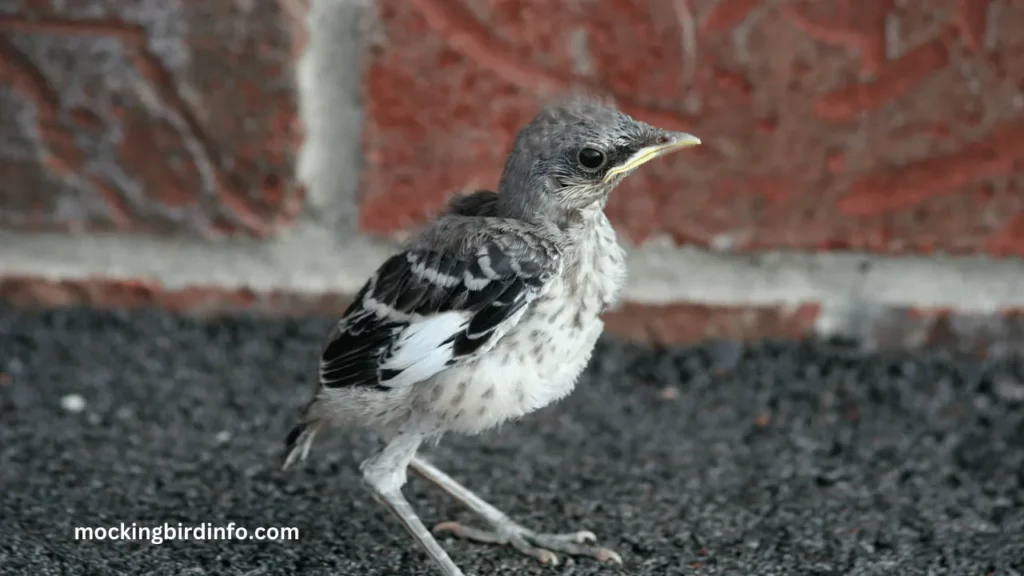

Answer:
[319,233,558,390]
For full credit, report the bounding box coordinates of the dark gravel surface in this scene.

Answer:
[1,307,1022,576]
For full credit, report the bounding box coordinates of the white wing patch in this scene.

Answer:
[379,310,470,388]
[319,232,560,392]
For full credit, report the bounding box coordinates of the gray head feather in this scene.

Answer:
[495,98,698,226]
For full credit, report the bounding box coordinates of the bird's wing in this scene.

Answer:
[319,230,560,391]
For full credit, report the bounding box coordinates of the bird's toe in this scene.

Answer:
[432,520,620,566]
[532,529,597,544]
[431,521,507,545]
[432,521,562,565]
[523,531,622,564]
[508,537,560,565]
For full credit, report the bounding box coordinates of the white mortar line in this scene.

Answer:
[2,228,1023,316]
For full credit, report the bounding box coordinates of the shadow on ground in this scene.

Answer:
[0,307,1022,575]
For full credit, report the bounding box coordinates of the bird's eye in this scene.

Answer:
[577,147,606,170]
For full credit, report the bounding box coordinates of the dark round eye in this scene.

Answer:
[577,147,606,169]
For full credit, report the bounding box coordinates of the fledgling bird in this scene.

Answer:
[282,98,701,576]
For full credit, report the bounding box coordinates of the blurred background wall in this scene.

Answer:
[1,0,1023,351]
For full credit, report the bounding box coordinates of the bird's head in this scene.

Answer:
[497,98,701,223]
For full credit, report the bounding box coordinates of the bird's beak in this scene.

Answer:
[603,132,702,183]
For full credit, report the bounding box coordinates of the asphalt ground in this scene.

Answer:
[1,307,1022,576]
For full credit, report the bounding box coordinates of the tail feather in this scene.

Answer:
[281,421,320,471]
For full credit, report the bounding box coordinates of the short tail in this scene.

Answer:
[281,420,321,471]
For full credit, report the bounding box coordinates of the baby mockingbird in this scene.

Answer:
[282,98,700,576]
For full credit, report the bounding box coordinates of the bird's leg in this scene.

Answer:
[409,456,622,567]
[361,433,467,576]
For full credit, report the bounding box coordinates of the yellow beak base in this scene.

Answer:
[603,133,701,183]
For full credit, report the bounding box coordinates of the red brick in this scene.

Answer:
[0,276,353,318]
[603,302,822,344]
[360,0,1024,256]
[0,1,306,237]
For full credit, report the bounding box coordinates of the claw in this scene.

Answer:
[508,537,559,565]
[597,548,624,564]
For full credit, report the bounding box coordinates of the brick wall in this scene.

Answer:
[2,0,1023,351]
[362,0,1024,255]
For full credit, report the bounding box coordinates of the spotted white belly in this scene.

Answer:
[414,277,600,433]
[413,208,626,434]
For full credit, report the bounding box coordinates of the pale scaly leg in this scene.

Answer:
[361,433,467,576]
[409,456,622,567]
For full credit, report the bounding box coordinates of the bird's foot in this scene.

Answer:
[432,521,622,567]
